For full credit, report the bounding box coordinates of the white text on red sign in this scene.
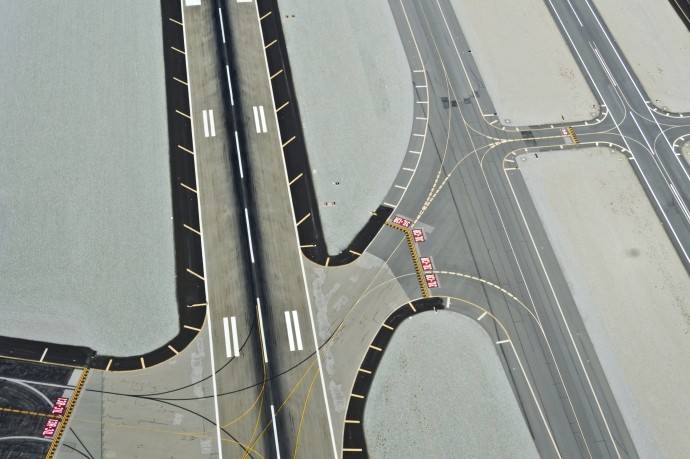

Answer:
[419,256,433,271]
[392,216,411,228]
[412,228,425,242]
[425,273,439,288]
[51,397,68,415]
[42,418,60,437]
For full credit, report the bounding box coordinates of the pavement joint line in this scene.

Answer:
[183,223,201,236]
[170,46,186,55]
[177,144,194,155]
[180,182,198,193]
[265,39,277,49]
[175,109,191,119]
[288,172,303,185]
[276,100,289,112]
[168,17,183,26]
[282,135,296,148]
[270,68,284,79]
[186,268,205,281]
[173,76,188,86]
[369,345,382,351]
[168,345,179,355]
[259,10,272,20]
[184,324,201,332]
[45,368,88,459]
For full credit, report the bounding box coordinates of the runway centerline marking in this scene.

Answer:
[271,404,282,458]
[218,8,226,43]
[234,131,244,178]
[257,299,268,363]
[225,65,234,106]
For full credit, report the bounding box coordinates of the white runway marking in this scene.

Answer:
[209,110,216,137]
[253,106,268,133]
[226,65,234,105]
[202,110,209,137]
[271,404,282,458]
[234,131,244,178]
[185,0,201,5]
[257,299,268,363]
[244,208,255,263]
[222,317,232,358]
[218,8,226,43]
[284,311,295,351]
[292,310,303,351]
[222,316,240,358]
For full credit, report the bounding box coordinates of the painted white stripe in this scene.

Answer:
[185,0,201,5]
[234,131,244,178]
[202,110,209,137]
[284,311,295,351]
[209,110,216,137]
[39,348,48,362]
[218,8,226,42]
[225,65,234,106]
[271,404,282,459]
[292,310,303,351]
[230,316,240,357]
[253,106,261,133]
[244,208,255,263]
[478,311,488,321]
[222,317,232,358]
[237,0,252,2]
[257,299,268,363]
[259,105,267,132]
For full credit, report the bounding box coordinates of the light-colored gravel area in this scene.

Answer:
[276,0,412,252]
[592,0,690,112]
[518,147,690,459]
[363,310,538,459]
[0,2,177,355]
[448,0,599,126]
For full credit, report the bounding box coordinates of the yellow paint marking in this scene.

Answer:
[369,345,382,351]
[180,182,197,194]
[288,172,303,186]
[173,76,188,86]
[260,11,272,20]
[325,257,330,267]
[186,268,205,281]
[382,323,394,330]
[45,369,89,459]
[343,448,364,452]
[140,357,146,369]
[345,419,361,424]
[351,393,364,399]
[171,46,185,55]
[168,345,179,355]
[188,302,207,307]
[177,145,194,155]
[105,359,113,372]
[282,135,296,148]
[270,68,284,79]
[348,249,361,256]
[183,224,201,236]
[296,213,311,227]
[169,18,183,26]
[408,302,417,312]
[0,407,61,418]
[264,39,277,49]
[184,324,201,332]
[276,101,289,112]
[358,368,372,374]
[299,244,316,248]
[175,109,191,119]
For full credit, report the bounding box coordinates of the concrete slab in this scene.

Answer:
[363,310,538,458]
[518,147,690,459]
[448,0,599,126]
[592,0,690,112]
[276,0,413,252]
[0,1,177,355]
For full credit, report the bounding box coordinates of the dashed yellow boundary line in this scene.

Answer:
[45,368,89,459]
[384,221,429,298]
[0,407,60,419]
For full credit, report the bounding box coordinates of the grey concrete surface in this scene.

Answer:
[363,311,538,459]
[448,0,599,126]
[276,0,413,252]
[0,1,177,355]
[592,0,690,112]
[518,147,690,459]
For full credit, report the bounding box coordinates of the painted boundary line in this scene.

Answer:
[45,368,89,459]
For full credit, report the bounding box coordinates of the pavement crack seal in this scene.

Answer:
[45,367,89,459]
[384,220,429,298]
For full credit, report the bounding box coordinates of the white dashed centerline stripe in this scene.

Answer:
[257,299,268,363]
[209,110,216,137]
[284,311,295,351]
[271,404,282,459]
[225,65,234,106]
[291,310,303,351]
[244,207,255,263]
[234,131,244,178]
[218,8,226,43]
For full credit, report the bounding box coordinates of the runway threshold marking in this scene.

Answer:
[253,105,268,133]
[284,310,303,351]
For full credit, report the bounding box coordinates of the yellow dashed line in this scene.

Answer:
[0,407,60,419]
